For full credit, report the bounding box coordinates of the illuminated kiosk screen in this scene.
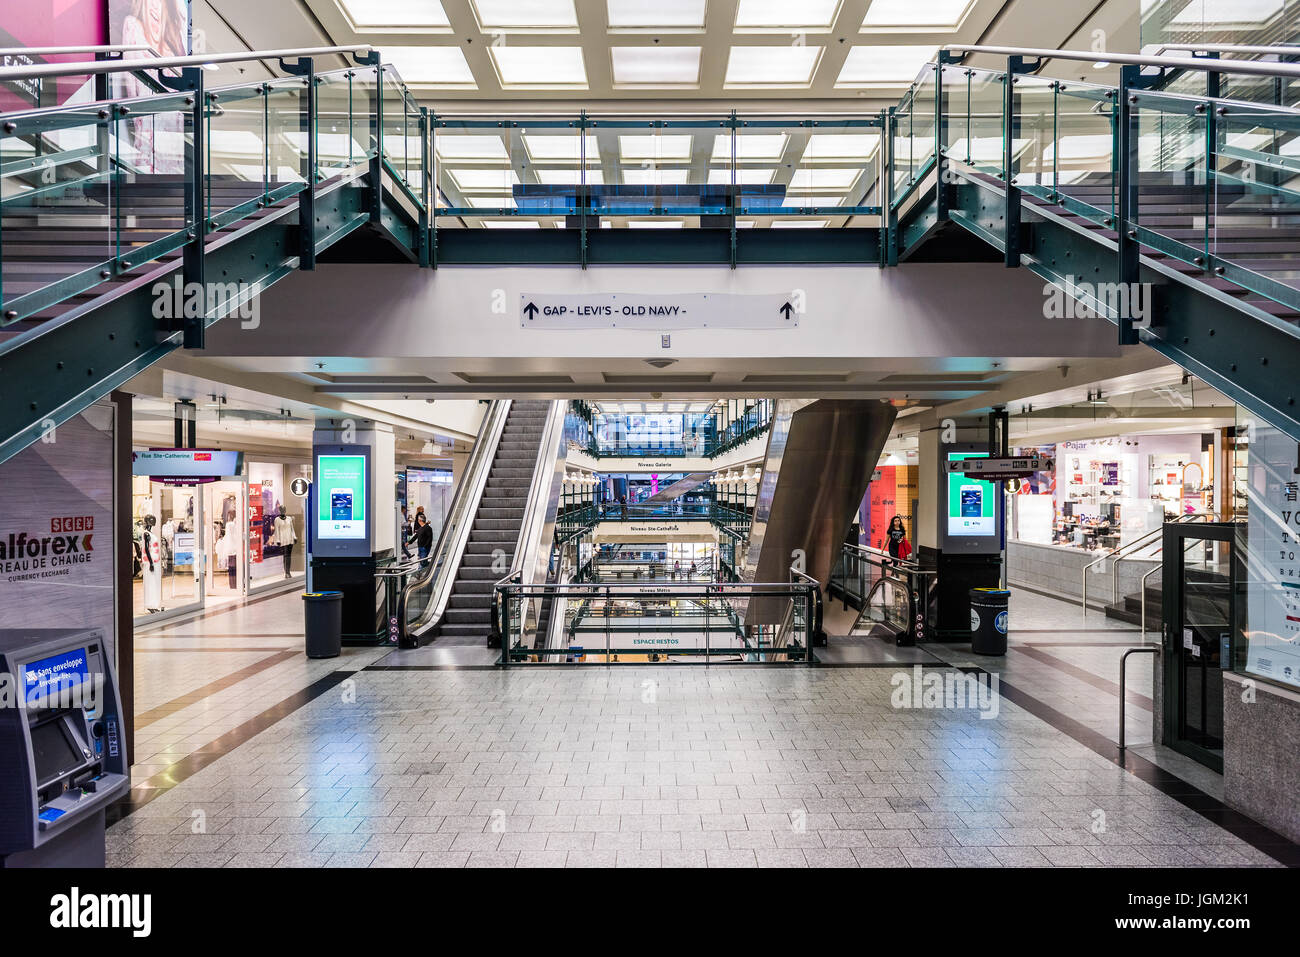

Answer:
[314,450,369,555]
[946,452,998,539]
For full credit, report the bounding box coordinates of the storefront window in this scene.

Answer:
[1009,434,1215,552]
[247,461,307,586]
[1234,410,1300,692]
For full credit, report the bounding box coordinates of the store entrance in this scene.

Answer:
[132,479,204,619]
[203,480,247,609]
[1161,521,1235,772]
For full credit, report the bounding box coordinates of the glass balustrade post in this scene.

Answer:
[419,106,430,267]
[291,57,317,270]
[1004,56,1032,269]
[1116,65,1141,345]
[1204,68,1220,274]
[180,67,205,349]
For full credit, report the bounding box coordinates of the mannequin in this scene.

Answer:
[215,522,237,591]
[141,515,163,612]
[270,505,297,579]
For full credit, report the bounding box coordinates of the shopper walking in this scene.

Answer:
[411,512,434,561]
[886,515,911,561]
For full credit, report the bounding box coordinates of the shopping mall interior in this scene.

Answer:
[1,0,1299,899]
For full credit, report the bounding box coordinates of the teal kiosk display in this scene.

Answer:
[309,445,386,643]
[0,628,129,867]
[934,445,1004,640]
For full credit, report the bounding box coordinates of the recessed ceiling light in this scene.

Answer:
[619,134,693,162]
[382,46,476,86]
[611,46,702,86]
[799,133,880,162]
[523,134,600,162]
[710,133,788,162]
[725,46,822,86]
[337,0,450,28]
[447,169,521,192]
[735,0,841,30]
[481,219,541,228]
[465,196,517,208]
[622,168,691,185]
[836,45,936,86]
[209,130,264,155]
[606,0,707,29]
[435,135,510,162]
[1169,0,1283,25]
[789,168,862,191]
[627,219,685,228]
[534,168,606,185]
[782,195,844,206]
[707,167,776,185]
[861,0,974,30]
[772,220,828,228]
[490,46,588,87]
[472,0,577,30]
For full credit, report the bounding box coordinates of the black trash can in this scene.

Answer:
[303,591,343,659]
[969,587,1009,655]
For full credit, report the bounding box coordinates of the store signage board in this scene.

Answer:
[946,456,1043,481]
[133,448,244,483]
[520,293,800,330]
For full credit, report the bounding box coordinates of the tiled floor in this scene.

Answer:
[129,588,391,788]
[107,589,1288,868]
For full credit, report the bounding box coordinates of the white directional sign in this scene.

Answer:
[520,293,801,330]
[946,456,1044,480]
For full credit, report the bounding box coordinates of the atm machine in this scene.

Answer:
[0,628,129,867]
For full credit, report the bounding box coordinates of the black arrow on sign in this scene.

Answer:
[779,302,795,320]
[523,301,539,321]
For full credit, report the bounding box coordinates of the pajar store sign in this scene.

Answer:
[520,293,802,330]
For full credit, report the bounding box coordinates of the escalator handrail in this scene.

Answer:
[397,399,512,639]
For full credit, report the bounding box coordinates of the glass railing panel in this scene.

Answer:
[1132,91,1208,268]
[1054,81,1118,225]
[315,69,362,179]
[206,83,269,229]
[733,117,883,227]
[958,68,1006,179]
[352,65,380,161]
[1011,75,1056,198]
[434,116,581,230]
[1,101,121,322]
[111,96,191,282]
[583,116,719,229]
[380,67,413,192]
[266,78,310,209]
[1212,100,1300,308]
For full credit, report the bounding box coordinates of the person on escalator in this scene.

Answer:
[887,515,911,561]
[411,512,434,561]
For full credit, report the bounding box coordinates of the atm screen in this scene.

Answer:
[30,718,84,785]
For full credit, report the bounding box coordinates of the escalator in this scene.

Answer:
[397,399,554,647]
[739,399,897,632]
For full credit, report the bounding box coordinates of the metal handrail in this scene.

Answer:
[495,577,818,666]
[1119,646,1159,756]
[0,45,153,57]
[1139,537,1205,639]
[1081,513,1208,614]
[1156,43,1300,59]
[943,43,1300,80]
[0,45,374,81]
